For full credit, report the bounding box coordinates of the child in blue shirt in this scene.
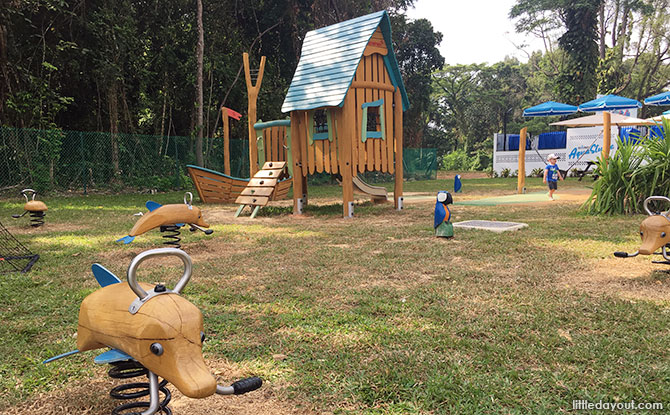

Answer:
[543,153,564,200]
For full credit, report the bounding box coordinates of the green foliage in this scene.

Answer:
[530,167,545,177]
[440,149,491,171]
[584,120,670,215]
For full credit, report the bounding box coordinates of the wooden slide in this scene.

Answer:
[352,175,388,203]
[234,161,292,218]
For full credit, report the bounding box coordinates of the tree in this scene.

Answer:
[392,15,444,148]
[195,0,204,166]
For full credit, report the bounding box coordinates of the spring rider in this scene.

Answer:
[12,189,47,227]
[118,192,213,248]
[44,248,262,414]
[614,196,670,267]
[434,191,454,238]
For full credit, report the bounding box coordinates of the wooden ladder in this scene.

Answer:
[234,161,289,218]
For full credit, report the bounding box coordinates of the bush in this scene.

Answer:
[530,167,544,178]
[584,120,670,215]
[440,149,492,171]
[500,168,511,178]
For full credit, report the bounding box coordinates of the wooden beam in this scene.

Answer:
[393,87,403,210]
[243,52,266,177]
[290,112,303,215]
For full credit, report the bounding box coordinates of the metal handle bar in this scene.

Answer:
[126,248,193,299]
[21,188,37,202]
[643,196,670,217]
[184,192,193,206]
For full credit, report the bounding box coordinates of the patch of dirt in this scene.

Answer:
[559,256,670,303]
[7,222,91,235]
[0,362,315,415]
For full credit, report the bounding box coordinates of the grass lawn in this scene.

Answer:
[0,177,668,414]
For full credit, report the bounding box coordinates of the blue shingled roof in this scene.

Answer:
[281,10,409,113]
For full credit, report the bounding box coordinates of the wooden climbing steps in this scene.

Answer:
[235,161,292,218]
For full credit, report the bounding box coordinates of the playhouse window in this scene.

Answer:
[307,109,334,144]
[361,99,385,142]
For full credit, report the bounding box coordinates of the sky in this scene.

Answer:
[405,0,547,65]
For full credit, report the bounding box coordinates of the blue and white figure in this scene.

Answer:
[434,191,454,238]
[454,175,462,193]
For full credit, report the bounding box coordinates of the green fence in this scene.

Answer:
[0,126,436,194]
[0,126,249,194]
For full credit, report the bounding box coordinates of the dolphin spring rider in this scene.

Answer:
[44,248,262,414]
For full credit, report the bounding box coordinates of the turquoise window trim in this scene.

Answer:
[307,110,334,145]
[361,99,385,143]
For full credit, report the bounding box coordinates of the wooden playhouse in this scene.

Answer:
[281,10,409,218]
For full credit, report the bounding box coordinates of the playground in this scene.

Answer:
[0,175,668,414]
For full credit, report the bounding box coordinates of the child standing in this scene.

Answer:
[543,153,564,200]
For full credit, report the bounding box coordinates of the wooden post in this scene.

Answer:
[290,112,304,215]
[517,127,527,194]
[393,88,403,210]
[222,107,230,175]
[342,95,355,218]
[243,52,266,177]
[602,111,611,162]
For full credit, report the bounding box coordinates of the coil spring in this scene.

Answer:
[29,211,45,227]
[108,361,172,415]
[160,225,181,249]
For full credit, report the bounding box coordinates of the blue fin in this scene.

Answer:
[146,201,162,212]
[43,349,80,364]
[117,235,135,244]
[94,348,133,364]
[92,263,122,287]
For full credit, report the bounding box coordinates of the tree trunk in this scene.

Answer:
[108,83,120,177]
[195,0,204,166]
[598,2,606,59]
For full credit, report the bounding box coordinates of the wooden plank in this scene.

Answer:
[235,195,270,206]
[323,129,331,173]
[355,62,365,172]
[351,81,394,92]
[187,168,208,203]
[248,177,278,187]
[254,169,284,179]
[240,187,275,197]
[299,112,308,177]
[330,107,339,174]
[373,55,381,171]
[260,161,286,170]
[315,137,324,173]
[271,127,279,161]
[382,89,391,173]
[305,112,316,174]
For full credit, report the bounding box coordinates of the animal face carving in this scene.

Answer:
[77,282,217,398]
[639,215,670,255]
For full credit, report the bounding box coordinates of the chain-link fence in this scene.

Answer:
[0,126,436,194]
[0,126,249,195]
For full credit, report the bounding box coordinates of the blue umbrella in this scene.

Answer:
[644,91,670,106]
[578,94,642,112]
[523,101,578,117]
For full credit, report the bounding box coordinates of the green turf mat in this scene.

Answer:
[455,191,556,206]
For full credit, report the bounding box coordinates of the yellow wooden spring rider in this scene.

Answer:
[44,248,262,414]
[614,196,670,267]
[118,192,212,249]
[12,189,47,227]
